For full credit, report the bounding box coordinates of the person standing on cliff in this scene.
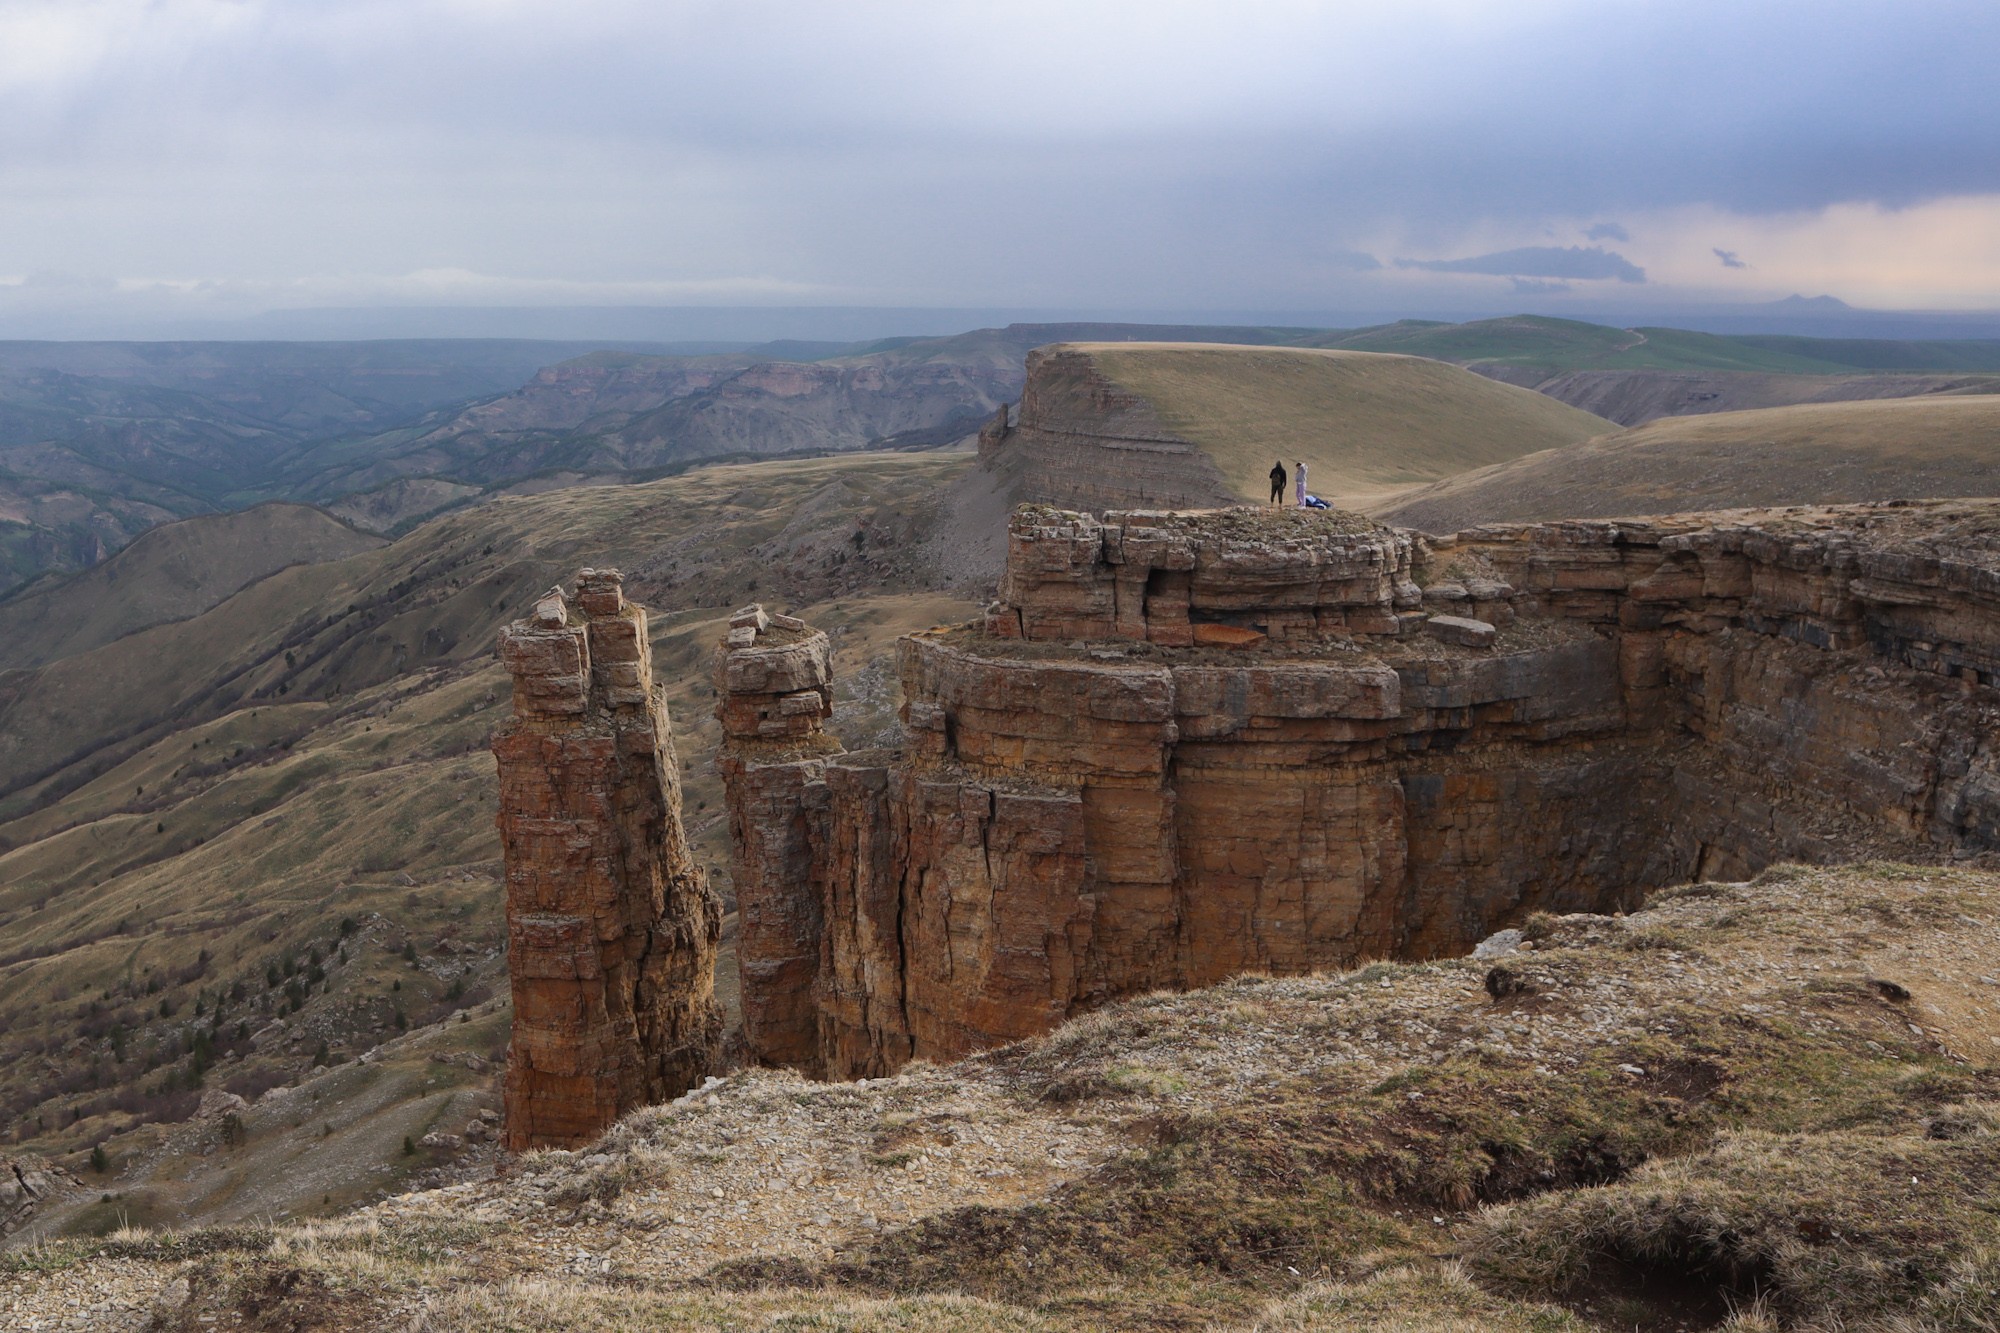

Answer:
[1269,460,1287,505]
[1295,460,1308,507]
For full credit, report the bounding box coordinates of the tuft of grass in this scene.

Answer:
[1468,1120,2000,1329]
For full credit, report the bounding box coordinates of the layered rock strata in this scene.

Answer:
[494,569,721,1150]
[718,503,2000,1081]
[977,347,1239,511]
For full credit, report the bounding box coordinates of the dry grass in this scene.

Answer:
[1069,344,1611,503]
[11,862,2000,1330]
[1469,1123,2000,1329]
[1377,393,2000,532]
[0,449,981,1232]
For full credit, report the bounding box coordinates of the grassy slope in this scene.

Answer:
[1375,394,2000,531]
[0,502,384,670]
[0,452,982,1228]
[1071,344,1613,500]
[16,861,1999,1331]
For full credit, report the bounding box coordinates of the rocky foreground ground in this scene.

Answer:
[5,859,2000,1332]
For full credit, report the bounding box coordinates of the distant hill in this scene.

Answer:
[8,316,2000,588]
[269,323,1319,512]
[1375,395,2000,532]
[1302,315,2000,427]
[0,503,381,670]
[984,343,1614,513]
[1306,314,2000,376]
[0,339,695,592]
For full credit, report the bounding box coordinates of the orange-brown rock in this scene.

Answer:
[719,503,2000,1080]
[494,569,721,1150]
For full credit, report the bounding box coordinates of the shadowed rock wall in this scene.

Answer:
[718,503,2000,1081]
[977,347,1239,511]
[494,569,721,1149]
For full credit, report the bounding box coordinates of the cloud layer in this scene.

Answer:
[0,0,1996,323]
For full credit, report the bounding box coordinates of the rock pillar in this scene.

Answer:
[712,604,838,1071]
[493,569,721,1150]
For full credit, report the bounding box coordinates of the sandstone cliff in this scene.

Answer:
[719,502,2000,1078]
[494,569,721,1148]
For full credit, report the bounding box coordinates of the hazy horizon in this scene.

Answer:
[3,1,1997,339]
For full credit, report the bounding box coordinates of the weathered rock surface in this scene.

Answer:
[494,568,721,1149]
[978,347,1241,511]
[719,502,2000,1079]
[0,1155,78,1237]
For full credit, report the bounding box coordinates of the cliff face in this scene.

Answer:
[493,569,721,1149]
[718,502,2000,1079]
[978,347,1239,511]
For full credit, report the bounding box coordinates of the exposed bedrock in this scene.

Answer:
[493,569,722,1150]
[717,502,2000,1080]
[977,346,1239,511]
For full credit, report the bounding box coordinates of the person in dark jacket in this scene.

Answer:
[1268,460,1287,505]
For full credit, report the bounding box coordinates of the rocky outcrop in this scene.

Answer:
[977,347,1239,511]
[719,502,2000,1079]
[494,569,721,1150]
[1,1155,78,1238]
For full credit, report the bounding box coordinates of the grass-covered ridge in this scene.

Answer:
[1305,315,2000,376]
[1060,343,1614,503]
[15,860,1995,1330]
[1376,394,2000,531]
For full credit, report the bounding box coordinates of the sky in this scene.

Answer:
[2,0,1998,335]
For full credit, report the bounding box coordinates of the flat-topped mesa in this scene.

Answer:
[493,569,721,1151]
[718,501,2000,1083]
[987,505,1430,645]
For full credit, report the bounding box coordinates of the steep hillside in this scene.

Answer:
[984,343,1612,511]
[0,503,383,670]
[0,452,982,1231]
[1377,395,2000,531]
[9,862,2000,1331]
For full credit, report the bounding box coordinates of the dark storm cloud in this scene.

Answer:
[0,0,1995,313]
[1714,249,1750,269]
[1395,247,1646,283]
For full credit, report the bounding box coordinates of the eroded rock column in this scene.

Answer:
[494,569,721,1150]
[712,605,839,1072]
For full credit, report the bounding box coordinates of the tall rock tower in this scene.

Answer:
[492,569,721,1150]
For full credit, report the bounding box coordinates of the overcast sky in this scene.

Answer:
[2,0,1997,332]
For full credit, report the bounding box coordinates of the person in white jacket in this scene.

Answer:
[1294,460,1308,507]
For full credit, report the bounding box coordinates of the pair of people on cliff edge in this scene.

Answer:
[1270,459,1319,507]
